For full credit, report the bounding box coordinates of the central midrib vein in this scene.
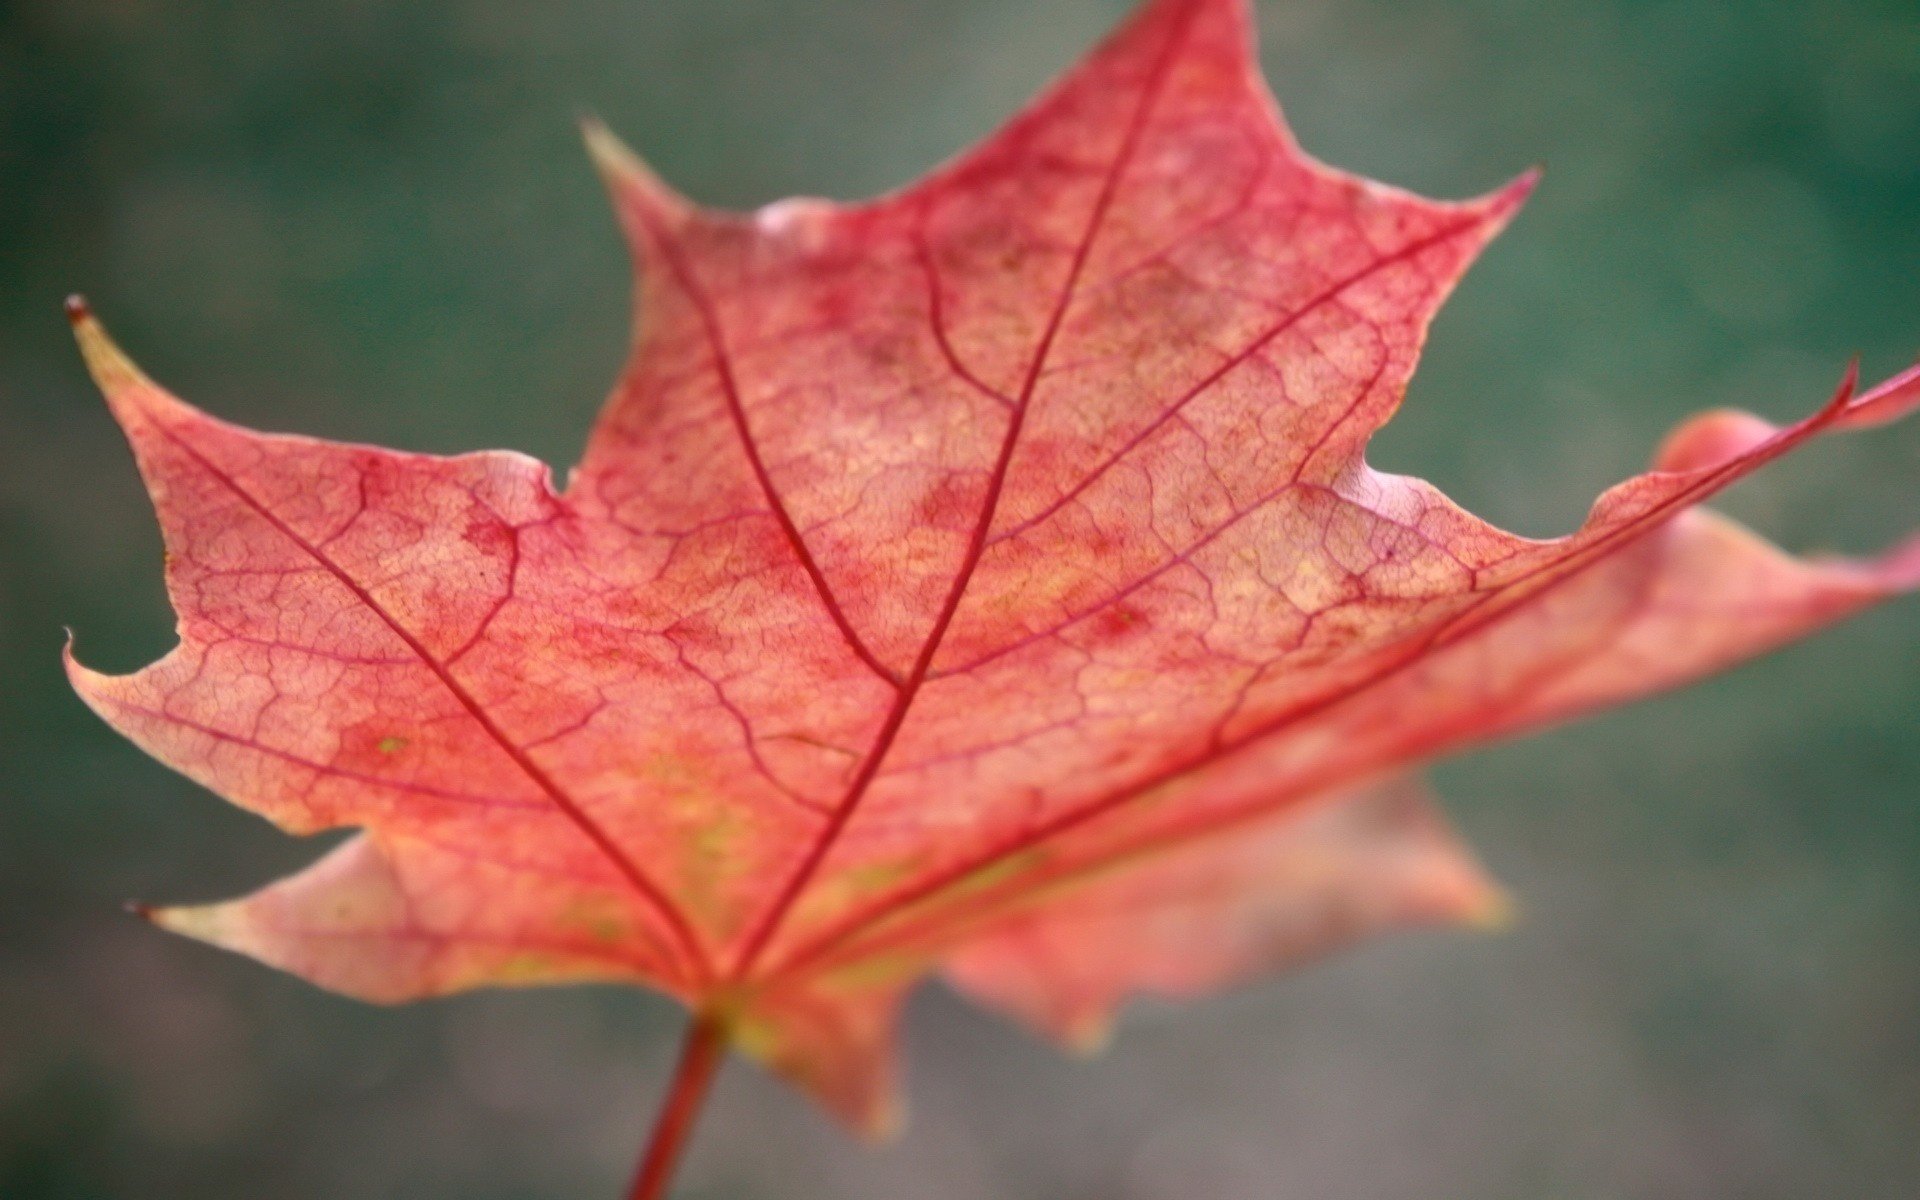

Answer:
[721,1,1205,983]
[765,387,1851,980]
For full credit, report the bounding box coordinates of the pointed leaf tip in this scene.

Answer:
[61,627,115,704]
[1064,1014,1115,1058]
[580,116,692,225]
[855,1093,905,1144]
[1476,168,1540,231]
[1831,357,1862,411]
[68,302,155,400]
[1505,165,1544,208]
[1839,356,1920,429]
[577,114,631,175]
[1466,886,1518,932]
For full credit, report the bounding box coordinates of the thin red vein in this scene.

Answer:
[138,417,714,987]
[255,920,659,967]
[96,696,546,812]
[932,358,1396,681]
[794,538,1676,969]
[725,0,1206,981]
[766,392,1852,980]
[627,209,903,690]
[663,631,832,817]
[987,212,1490,550]
[916,225,1016,410]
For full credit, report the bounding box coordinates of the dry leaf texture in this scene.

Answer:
[70,0,1919,1130]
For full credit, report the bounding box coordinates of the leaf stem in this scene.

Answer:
[628,1012,726,1200]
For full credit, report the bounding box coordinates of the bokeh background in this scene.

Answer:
[4,0,1918,1196]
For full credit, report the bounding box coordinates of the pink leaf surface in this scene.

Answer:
[71,0,1918,1133]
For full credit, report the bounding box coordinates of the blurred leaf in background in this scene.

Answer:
[2,1,1916,1197]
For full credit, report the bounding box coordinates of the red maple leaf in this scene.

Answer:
[69,0,1917,1193]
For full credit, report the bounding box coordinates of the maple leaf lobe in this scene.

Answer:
[71,0,1918,1133]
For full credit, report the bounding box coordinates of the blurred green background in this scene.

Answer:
[3,0,1917,1196]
